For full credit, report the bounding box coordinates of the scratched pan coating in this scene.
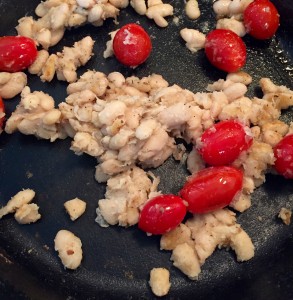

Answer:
[0,1,292,299]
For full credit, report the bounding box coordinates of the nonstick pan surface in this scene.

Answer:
[0,1,292,299]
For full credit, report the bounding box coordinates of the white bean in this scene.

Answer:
[98,101,126,125]
[0,72,27,99]
[109,0,129,8]
[14,203,41,224]
[216,18,246,37]
[54,230,83,270]
[185,0,200,20]
[223,82,248,102]
[135,119,158,140]
[88,5,104,23]
[226,71,252,85]
[28,50,50,75]
[108,72,126,88]
[213,0,231,16]
[22,94,40,110]
[149,268,171,297]
[0,189,36,219]
[130,0,147,15]
[229,0,253,15]
[43,109,62,125]
[146,4,173,27]
[180,28,206,53]
[76,0,95,9]
[171,243,201,280]
[64,198,86,221]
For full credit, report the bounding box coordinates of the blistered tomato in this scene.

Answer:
[0,36,38,72]
[273,134,293,179]
[138,194,187,235]
[113,23,152,67]
[204,29,246,73]
[179,166,243,214]
[198,120,253,166]
[243,0,280,40]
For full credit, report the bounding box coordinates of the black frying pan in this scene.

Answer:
[0,1,292,299]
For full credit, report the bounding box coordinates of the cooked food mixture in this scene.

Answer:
[64,198,87,221]
[3,69,293,281]
[0,72,27,99]
[149,267,171,297]
[0,189,41,224]
[0,0,292,297]
[54,229,83,269]
[278,207,292,225]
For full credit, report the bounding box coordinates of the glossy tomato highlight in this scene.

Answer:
[273,134,293,179]
[113,23,152,67]
[198,120,253,166]
[0,36,38,72]
[179,166,243,214]
[205,29,246,73]
[138,194,187,235]
[244,0,280,40]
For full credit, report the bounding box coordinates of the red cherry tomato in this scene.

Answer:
[138,194,187,235]
[0,96,5,129]
[243,0,280,40]
[0,36,38,72]
[273,134,293,179]
[198,120,253,166]
[179,166,243,214]
[204,29,246,73]
[113,23,152,67]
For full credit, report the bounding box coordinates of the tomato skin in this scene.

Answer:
[243,0,280,40]
[0,96,5,129]
[138,194,187,235]
[179,166,243,214]
[0,36,38,72]
[204,29,246,73]
[113,23,152,67]
[273,135,293,179]
[198,120,253,166]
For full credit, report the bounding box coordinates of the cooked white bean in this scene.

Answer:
[76,0,95,9]
[213,0,231,16]
[223,82,248,102]
[180,28,206,53]
[64,198,87,221]
[130,0,147,15]
[0,72,27,99]
[146,4,173,27]
[185,0,200,20]
[135,119,158,140]
[226,71,252,85]
[149,268,171,297]
[147,0,162,7]
[0,189,36,219]
[54,230,83,269]
[108,72,126,88]
[171,243,201,280]
[28,50,50,75]
[88,5,104,23]
[109,0,129,9]
[22,94,40,110]
[14,203,41,224]
[228,0,253,15]
[216,18,246,37]
[98,101,126,125]
[43,109,62,125]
